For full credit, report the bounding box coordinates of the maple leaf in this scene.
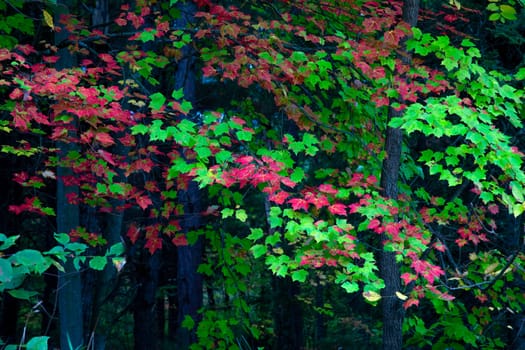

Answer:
[348,203,361,214]
[400,272,417,285]
[136,195,153,210]
[252,171,275,185]
[12,109,30,132]
[145,235,162,254]
[318,184,338,195]
[97,149,117,166]
[432,241,446,252]
[235,155,253,165]
[308,194,329,209]
[403,298,419,309]
[487,204,499,215]
[8,204,25,215]
[475,293,488,303]
[411,259,426,276]
[9,88,24,100]
[13,172,29,184]
[288,198,309,211]
[202,64,216,76]
[328,203,347,216]
[50,127,68,140]
[385,222,401,239]
[172,234,188,246]
[280,177,296,188]
[95,132,115,146]
[368,219,381,231]
[269,191,290,205]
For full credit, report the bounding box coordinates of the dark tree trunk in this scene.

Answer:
[55,1,83,346]
[0,293,20,344]
[315,282,327,346]
[379,125,404,350]
[0,136,22,344]
[56,156,83,350]
[87,2,125,347]
[173,1,203,347]
[134,252,161,350]
[272,277,303,350]
[379,1,419,350]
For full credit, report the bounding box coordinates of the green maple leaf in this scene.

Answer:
[149,92,166,111]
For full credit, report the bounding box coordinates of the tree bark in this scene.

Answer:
[55,2,84,348]
[379,1,419,350]
[272,277,303,350]
[172,2,203,348]
[134,251,161,350]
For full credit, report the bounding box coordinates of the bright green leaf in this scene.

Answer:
[26,336,49,350]
[341,281,359,293]
[89,256,107,271]
[235,209,248,222]
[236,130,253,141]
[0,259,13,283]
[7,289,38,301]
[171,88,184,100]
[221,208,234,218]
[149,92,166,111]
[247,228,264,241]
[251,244,267,259]
[291,269,308,282]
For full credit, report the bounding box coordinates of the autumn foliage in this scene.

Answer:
[1,0,525,349]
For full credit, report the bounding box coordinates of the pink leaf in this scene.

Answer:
[328,203,347,216]
[288,198,309,211]
[136,195,153,210]
[172,234,188,246]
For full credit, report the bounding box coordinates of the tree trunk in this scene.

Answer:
[272,277,303,350]
[88,1,126,347]
[173,1,203,347]
[379,1,419,350]
[133,251,161,350]
[56,157,83,349]
[315,282,327,346]
[55,2,84,347]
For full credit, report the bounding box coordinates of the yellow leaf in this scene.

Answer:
[484,262,499,275]
[272,247,284,254]
[363,291,381,302]
[395,291,408,301]
[43,10,54,29]
[449,0,461,10]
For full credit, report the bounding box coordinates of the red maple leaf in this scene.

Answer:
[308,194,329,209]
[269,191,290,205]
[172,234,188,246]
[400,272,416,285]
[328,203,347,216]
[95,132,115,146]
[280,176,296,188]
[348,203,361,214]
[403,298,419,309]
[145,235,162,254]
[432,241,446,252]
[318,184,338,195]
[385,222,401,239]
[288,198,309,211]
[476,293,488,303]
[97,149,116,166]
[487,204,499,215]
[367,219,381,231]
[136,195,153,210]
[126,224,141,244]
